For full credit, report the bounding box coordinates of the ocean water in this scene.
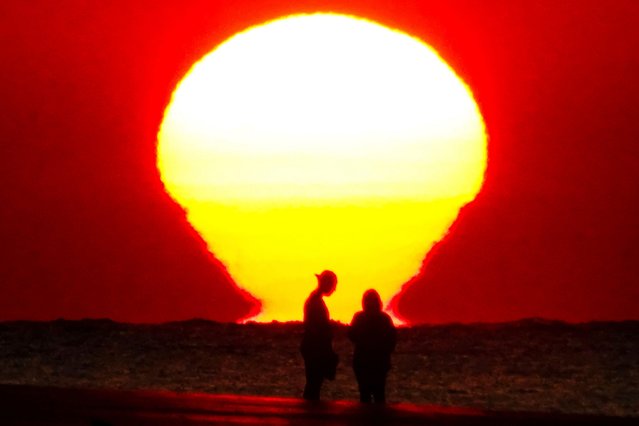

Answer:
[0,319,636,416]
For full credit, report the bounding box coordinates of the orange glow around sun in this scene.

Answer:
[157,13,487,323]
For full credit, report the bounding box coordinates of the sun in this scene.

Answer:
[157,13,487,323]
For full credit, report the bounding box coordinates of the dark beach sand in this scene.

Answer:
[1,384,636,425]
[0,319,637,417]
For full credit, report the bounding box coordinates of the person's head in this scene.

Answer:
[362,289,382,313]
[315,270,337,296]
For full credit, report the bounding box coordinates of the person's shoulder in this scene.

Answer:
[381,312,396,326]
[305,289,319,304]
[350,311,364,324]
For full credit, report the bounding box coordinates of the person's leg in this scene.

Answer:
[354,367,372,403]
[358,380,372,403]
[303,359,323,400]
[371,372,386,404]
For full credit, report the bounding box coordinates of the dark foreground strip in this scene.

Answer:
[0,385,635,425]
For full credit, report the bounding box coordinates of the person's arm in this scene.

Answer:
[386,315,397,352]
[306,299,334,344]
[348,312,361,343]
[305,303,324,333]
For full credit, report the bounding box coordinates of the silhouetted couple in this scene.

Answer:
[300,270,397,403]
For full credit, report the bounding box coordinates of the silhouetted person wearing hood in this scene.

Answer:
[348,289,397,403]
[301,270,338,401]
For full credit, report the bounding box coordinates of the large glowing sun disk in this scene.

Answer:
[157,13,487,323]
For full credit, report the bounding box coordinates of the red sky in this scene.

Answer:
[1,0,638,324]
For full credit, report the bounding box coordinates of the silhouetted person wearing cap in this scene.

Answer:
[348,289,397,404]
[301,270,338,401]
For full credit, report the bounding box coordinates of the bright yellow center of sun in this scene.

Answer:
[157,13,486,323]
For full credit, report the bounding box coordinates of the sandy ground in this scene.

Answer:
[0,319,636,416]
